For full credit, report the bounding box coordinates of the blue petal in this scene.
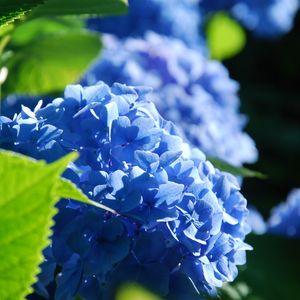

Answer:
[134,150,160,172]
[155,182,184,207]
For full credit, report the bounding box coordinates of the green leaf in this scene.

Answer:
[0,150,77,300]
[9,17,84,47]
[0,0,46,28]
[3,29,101,95]
[206,12,246,61]
[56,178,90,203]
[57,178,117,214]
[207,157,267,179]
[32,0,128,17]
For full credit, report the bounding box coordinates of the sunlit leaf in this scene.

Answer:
[208,156,267,179]
[3,30,101,95]
[32,0,128,17]
[0,150,76,299]
[57,178,118,214]
[0,0,46,28]
[206,12,246,60]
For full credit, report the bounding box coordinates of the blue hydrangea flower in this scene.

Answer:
[199,0,236,11]
[86,0,202,47]
[268,189,300,238]
[1,94,52,119]
[199,0,299,38]
[247,206,267,235]
[0,82,251,299]
[82,33,258,166]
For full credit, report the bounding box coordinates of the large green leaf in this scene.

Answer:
[0,0,127,28]
[0,150,77,300]
[0,0,46,28]
[206,12,246,61]
[32,0,128,17]
[9,17,84,47]
[3,29,101,95]
[208,157,267,179]
[0,149,117,299]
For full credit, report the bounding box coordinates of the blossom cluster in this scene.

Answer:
[87,0,299,45]
[82,32,258,166]
[87,0,202,47]
[199,0,299,38]
[0,82,251,299]
[268,189,300,238]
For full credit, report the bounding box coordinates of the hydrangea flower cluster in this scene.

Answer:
[86,0,299,45]
[82,32,258,166]
[199,0,299,38]
[268,189,300,238]
[0,82,251,299]
[87,0,202,47]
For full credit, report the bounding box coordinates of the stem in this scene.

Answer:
[87,199,119,216]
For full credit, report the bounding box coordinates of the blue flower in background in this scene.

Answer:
[247,205,267,235]
[86,0,299,43]
[1,94,54,121]
[0,82,252,299]
[87,0,202,47]
[199,0,236,11]
[268,189,300,238]
[82,33,258,166]
[199,0,299,38]
[237,192,300,238]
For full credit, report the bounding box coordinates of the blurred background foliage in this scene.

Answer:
[219,11,300,300]
[225,12,300,216]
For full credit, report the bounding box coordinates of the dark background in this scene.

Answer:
[224,12,300,217]
[220,13,300,300]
